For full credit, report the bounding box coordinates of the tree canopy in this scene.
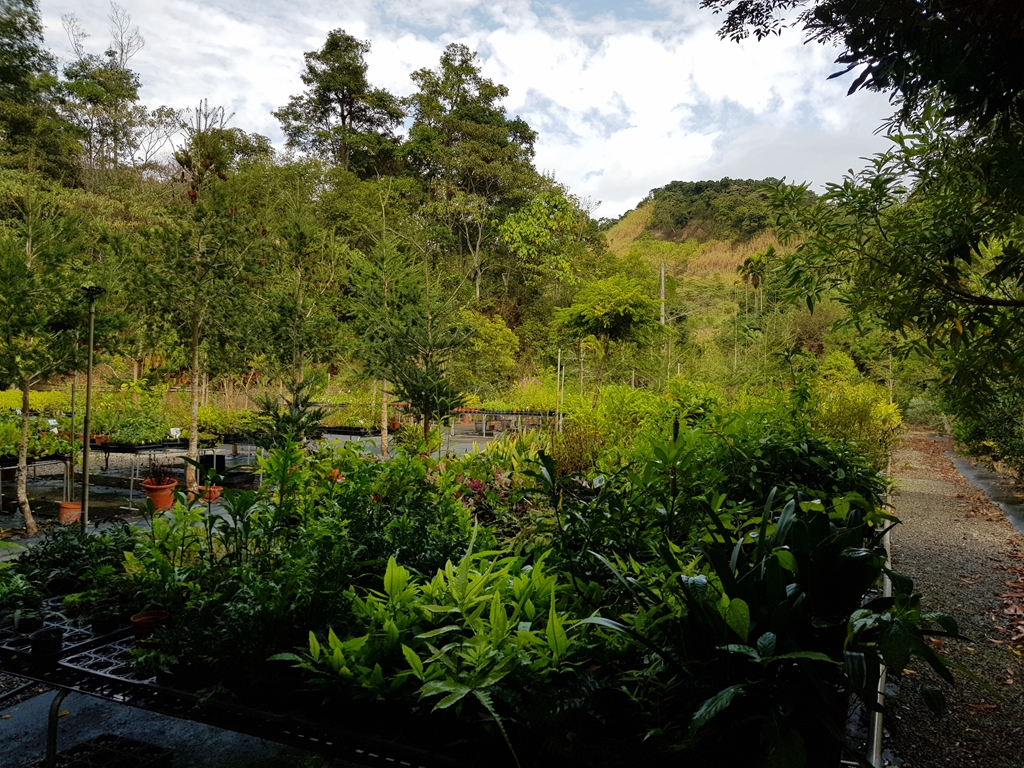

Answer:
[273,29,404,176]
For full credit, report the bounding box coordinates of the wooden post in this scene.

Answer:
[660,260,666,326]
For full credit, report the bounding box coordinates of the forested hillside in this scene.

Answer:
[0,4,887,412]
[0,0,928,501]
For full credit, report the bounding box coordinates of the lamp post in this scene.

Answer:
[80,286,105,531]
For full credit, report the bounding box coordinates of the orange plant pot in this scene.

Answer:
[58,501,81,524]
[140,479,177,511]
[130,610,169,641]
[198,485,222,502]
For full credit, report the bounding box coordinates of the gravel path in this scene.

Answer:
[885,430,1024,767]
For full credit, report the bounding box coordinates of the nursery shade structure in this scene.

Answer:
[80,285,105,530]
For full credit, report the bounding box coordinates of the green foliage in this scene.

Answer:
[0,412,71,458]
[0,1,81,181]
[91,388,170,443]
[499,189,595,284]
[448,309,520,398]
[809,352,902,468]
[0,565,39,613]
[0,389,68,413]
[196,404,265,438]
[406,43,540,297]
[554,275,661,390]
[14,522,138,595]
[949,386,1024,474]
[575,488,954,764]
[646,178,777,241]
[255,377,326,447]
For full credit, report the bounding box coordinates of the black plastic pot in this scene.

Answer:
[90,613,120,635]
[199,453,226,473]
[30,627,64,659]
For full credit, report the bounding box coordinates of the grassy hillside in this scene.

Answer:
[605,178,783,280]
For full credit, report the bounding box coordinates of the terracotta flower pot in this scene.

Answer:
[140,478,177,511]
[58,501,82,524]
[130,610,169,641]
[198,485,222,502]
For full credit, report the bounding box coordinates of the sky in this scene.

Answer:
[38,0,896,219]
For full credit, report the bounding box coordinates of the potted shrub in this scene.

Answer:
[141,461,177,511]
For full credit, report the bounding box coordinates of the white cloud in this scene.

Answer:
[39,0,894,217]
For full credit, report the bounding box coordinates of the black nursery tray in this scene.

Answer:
[324,427,381,437]
[94,442,165,454]
[52,640,472,768]
[0,600,132,662]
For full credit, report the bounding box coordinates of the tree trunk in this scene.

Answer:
[380,379,389,460]
[17,381,37,535]
[187,319,200,491]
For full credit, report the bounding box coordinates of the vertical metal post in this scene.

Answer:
[46,688,70,768]
[67,375,75,503]
[557,348,565,434]
[80,287,103,531]
[867,459,893,767]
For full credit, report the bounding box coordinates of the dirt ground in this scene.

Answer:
[885,430,1024,767]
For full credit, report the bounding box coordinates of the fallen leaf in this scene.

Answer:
[989,638,1006,644]
[58,710,69,717]
[969,703,998,711]
[1005,605,1024,615]
[902,669,918,676]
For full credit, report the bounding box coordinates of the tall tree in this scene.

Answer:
[273,30,404,176]
[243,158,347,382]
[406,43,540,299]
[139,102,268,491]
[0,172,90,533]
[348,222,468,445]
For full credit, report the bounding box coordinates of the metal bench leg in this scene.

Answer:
[46,688,70,768]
